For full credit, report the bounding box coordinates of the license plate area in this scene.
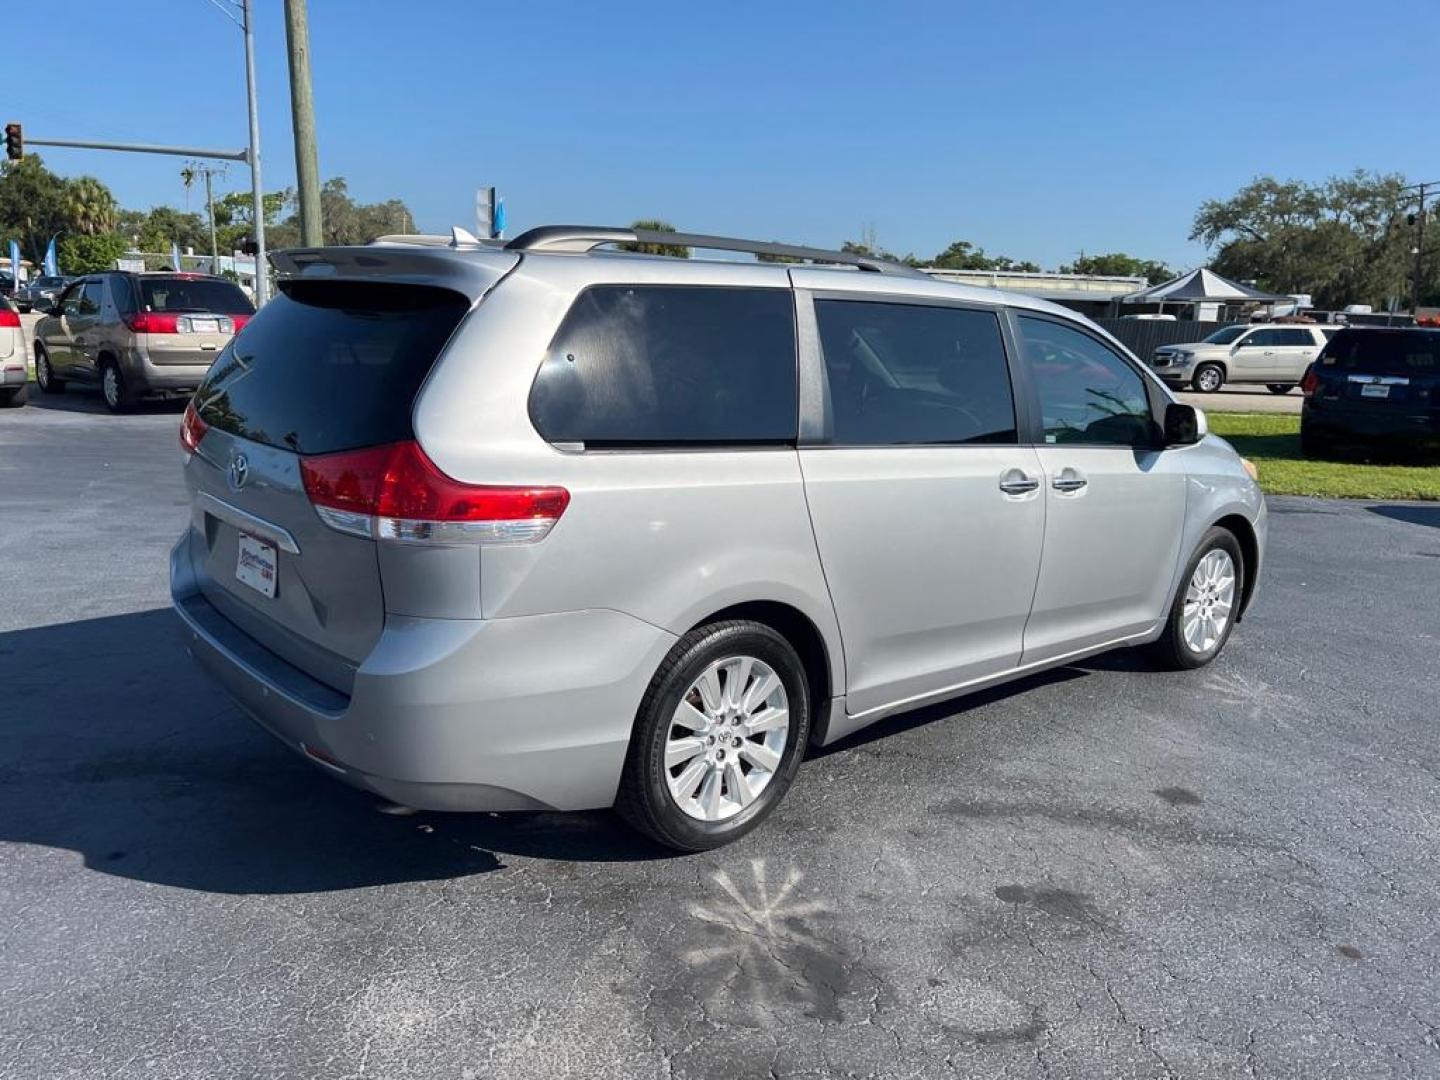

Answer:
[236,533,278,598]
[1360,383,1390,399]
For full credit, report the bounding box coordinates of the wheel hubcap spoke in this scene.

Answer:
[664,653,791,822]
[1180,548,1236,655]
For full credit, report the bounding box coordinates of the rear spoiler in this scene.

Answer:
[268,245,517,301]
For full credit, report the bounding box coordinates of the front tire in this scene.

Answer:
[35,345,64,393]
[1192,363,1225,393]
[1149,527,1243,671]
[1266,384,1294,395]
[616,620,810,852]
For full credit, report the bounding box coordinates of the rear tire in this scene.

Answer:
[1266,384,1293,395]
[1192,364,1225,393]
[35,346,64,393]
[101,359,132,414]
[0,385,28,408]
[1149,527,1244,671]
[616,620,810,852]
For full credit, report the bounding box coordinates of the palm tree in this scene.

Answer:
[61,177,118,236]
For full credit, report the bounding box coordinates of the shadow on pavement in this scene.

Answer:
[1367,503,1440,529]
[0,608,668,895]
[19,385,187,417]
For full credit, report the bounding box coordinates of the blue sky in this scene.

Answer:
[13,0,1440,270]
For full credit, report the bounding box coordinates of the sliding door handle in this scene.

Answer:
[1051,472,1088,493]
[999,474,1040,496]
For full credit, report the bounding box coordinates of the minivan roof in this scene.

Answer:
[281,231,1083,321]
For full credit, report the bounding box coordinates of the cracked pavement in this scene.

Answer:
[3,396,1439,1078]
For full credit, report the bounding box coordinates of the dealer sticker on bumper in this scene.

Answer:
[236,533,277,598]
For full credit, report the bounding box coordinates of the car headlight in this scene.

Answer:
[1241,458,1259,482]
[1174,350,1195,362]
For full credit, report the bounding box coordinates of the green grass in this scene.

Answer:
[1207,412,1440,501]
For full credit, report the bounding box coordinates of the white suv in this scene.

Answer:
[1150,324,1336,393]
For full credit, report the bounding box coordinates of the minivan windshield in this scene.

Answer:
[1321,329,1440,374]
[195,280,470,455]
[1203,326,1247,345]
[139,276,254,315]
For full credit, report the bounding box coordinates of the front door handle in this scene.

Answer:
[999,472,1040,496]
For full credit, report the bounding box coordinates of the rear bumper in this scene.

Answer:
[126,350,213,396]
[1302,400,1440,444]
[170,533,677,812]
[1,365,26,388]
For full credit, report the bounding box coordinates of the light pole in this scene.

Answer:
[241,0,268,303]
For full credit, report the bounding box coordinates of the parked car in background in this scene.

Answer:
[0,295,26,407]
[171,225,1266,851]
[1300,326,1440,456]
[33,271,254,413]
[1149,324,1337,393]
[14,274,73,313]
[0,272,15,298]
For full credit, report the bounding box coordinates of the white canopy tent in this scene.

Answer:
[1121,268,1290,318]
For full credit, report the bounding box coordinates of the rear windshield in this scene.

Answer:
[195,281,470,454]
[1320,329,1440,373]
[139,276,255,315]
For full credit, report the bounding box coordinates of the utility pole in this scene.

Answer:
[242,0,268,304]
[1402,179,1440,316]
[184,162,226,273]
[284,0,323,246]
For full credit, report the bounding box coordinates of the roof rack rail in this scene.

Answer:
[504,225,927,278]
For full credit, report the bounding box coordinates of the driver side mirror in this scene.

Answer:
[34,297,56,315]
[1163,402,1206,446]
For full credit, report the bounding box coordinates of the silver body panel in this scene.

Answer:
[173,242,1267,812]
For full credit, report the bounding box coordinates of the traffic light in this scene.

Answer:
[4,123,20,161]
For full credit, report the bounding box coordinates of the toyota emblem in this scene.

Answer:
[227,453,250,492]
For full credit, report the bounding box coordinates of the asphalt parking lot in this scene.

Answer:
[2,392,1438,1079]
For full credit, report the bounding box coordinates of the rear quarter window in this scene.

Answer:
[195,281,470,454]
[529,285,798,447]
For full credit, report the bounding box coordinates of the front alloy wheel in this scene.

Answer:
[1149,526,1244,670]
[1192,364,1225,393]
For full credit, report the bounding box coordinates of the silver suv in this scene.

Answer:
[171,226,1267,850]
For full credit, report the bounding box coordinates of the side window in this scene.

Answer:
[109,275,135,315]
[529,285,797,446]
[78,281,104,316]
[1017,316,1154,447]
[813,300,1016,445]
[1240,328,1278,347]
[1277,328,1312,346]
[59,283,84,316]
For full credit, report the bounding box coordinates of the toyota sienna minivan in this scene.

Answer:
[171,225,1266,851]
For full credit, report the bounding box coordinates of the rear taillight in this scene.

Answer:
[300,440,569,544]
[126,312,180,334]
[180,401,209,457]
[0,308,19,328]
[230,313,251,333]
[1300,365,1319,396]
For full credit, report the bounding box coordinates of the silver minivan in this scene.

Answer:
[171,226,1266,850]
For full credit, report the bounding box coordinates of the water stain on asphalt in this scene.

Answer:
[1154,786,1204,806]
[993,884,1106,926]
[954,1006,1046,1046]
[1338,944,1364,959]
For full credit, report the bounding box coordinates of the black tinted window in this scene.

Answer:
[195,281,470,454]
[140,276,254,315]
[530,286,797,446]
[1321,329,1440,373]
[1018,317,1154,446]
[78,282,104,315]
[814,300,1015,445]
[1240,329,1277,347]
[1277,328,1313,346]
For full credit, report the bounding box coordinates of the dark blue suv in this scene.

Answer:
[1301,327,1440,456]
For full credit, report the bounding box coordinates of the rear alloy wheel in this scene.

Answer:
[1266,384,1294,395]
[101,361,132,414]
[616,620,810,851]
[1149,527,1243,670]
[35,346,64,394]
[1192,363,1225,393]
